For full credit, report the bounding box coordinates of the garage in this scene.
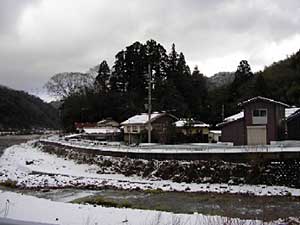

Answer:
[247,126,267,145]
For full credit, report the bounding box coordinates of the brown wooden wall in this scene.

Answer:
[221,119,245,145]
[287,116,300,140]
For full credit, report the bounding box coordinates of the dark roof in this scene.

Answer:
[238,96,289,107]
[287,109,300,121]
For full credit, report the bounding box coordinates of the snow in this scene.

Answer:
[121,112,163,125]
[218,107,300,126]
[0,191,268,225]
[224,111,244,122]
[175,119,210,128]
[40,136,300,154]
[209,130,221,135]
[83,127,121,134]
[285,107,300,119]
[216,111,244,127]
[1,142,300,197]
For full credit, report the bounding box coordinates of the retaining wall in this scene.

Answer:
[39,140,300,162]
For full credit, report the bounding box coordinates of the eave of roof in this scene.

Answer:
[121,112,178,125]
[216,116,244,127]
[238,96,289,107]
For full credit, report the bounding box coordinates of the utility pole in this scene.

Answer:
[221,104,225,121]
[148,64,152,143]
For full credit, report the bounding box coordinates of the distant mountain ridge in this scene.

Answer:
[0,85,60,130]
[207,72,235,89]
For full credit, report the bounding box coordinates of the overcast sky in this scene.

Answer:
[0,0,300,100]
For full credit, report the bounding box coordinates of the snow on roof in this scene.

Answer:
[285,107,300,119]
[239,96,289,107]
[175,119,210,128]
[121,112,169,125]
[216,111,244,127]
[97,119,119,126]
[210,130,222,135]
[225,111,244,122]
[217,107,299,127]
[83,127,121,134]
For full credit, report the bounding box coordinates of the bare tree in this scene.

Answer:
[45,72,95,99]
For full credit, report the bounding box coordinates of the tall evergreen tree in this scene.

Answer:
[253,72,269,97]
[95,60,110,92]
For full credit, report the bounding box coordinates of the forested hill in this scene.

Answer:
[260,49,300,105]
[0,85,60,130]
[44,38,300,130]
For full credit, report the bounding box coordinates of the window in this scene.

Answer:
[252,109,267,124]
[253,109,267,117]
[125,126,131,133]
[132,126,138,133]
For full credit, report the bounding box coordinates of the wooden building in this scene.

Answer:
[174,119,210,143]
[121,112,178,144]
[287,108,300,140]
[217,96,289,145]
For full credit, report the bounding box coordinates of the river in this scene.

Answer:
[0,136,299,221]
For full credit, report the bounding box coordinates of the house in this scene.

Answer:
[286,107,300,140]
[121,112,178,144]
[174,119,210,143]
[208,130,221,143]
[97,118,119,128]
[74,119,121,141]
[217,96,289,145]
[74,122,97,132]
[82,127,121,141]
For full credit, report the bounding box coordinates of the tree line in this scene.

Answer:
[45,39,300,131]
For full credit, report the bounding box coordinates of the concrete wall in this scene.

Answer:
[40,141,300,162]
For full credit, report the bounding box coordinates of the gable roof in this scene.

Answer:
[238,96,289,107]
[121,112,177,125]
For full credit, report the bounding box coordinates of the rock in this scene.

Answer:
[25,160,34,165]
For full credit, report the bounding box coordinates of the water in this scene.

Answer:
[0,187,298,221]
[0,135,40,156]
[1,135,300,221]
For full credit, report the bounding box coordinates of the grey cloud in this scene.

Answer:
[0,0,37,33]
[0,0,300,96]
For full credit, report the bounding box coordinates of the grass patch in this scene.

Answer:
[144,188,164,194]
[71,196,132,209]
[0,179,17,188]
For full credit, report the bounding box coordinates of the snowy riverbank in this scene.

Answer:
[0,190,275,225]
[1,142,300,196]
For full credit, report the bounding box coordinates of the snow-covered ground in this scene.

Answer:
[0,190,270,225]
[1,142,300,196]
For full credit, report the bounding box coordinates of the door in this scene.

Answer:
[247,126,267,145]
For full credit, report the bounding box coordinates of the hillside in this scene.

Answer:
[0,85,60,130]
[260,49,300,105]
[207,72,235,89]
